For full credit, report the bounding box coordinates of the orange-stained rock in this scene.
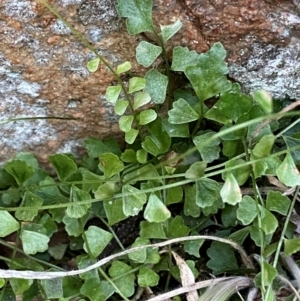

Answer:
[0,0,300,164]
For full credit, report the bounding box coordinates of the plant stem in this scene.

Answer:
[242,138,266,294]
[264,185,300,301]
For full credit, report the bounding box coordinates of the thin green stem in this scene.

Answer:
[80,220,130,301]
[191,102,204,138]
[242,137,266,294]
[150,29,173,109]
[98,268,131,301]
[98,216,125,251]
[275,117,300,139]
[264,186,300,301]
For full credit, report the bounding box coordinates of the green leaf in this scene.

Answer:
[129,237,149,263]
[128,77,146,93]
[283,136,300,164]
[2,188,20,205]
[36,177,68,208]
[166,216,190,238]
[265,157,281,176]
[39,213,57,237]
[222,140,243,158]
[99,153,124,179]
[252,134,275,158]
[105,85,122,104]
[94,182,115,199]
[142,119,171,156]
[5,160,34,186]
[276,153,300,187]
[63,214,89,237]
[166,183,183,205]
[139,109,157,125]
[21,224,49,255]
[49,154,77,182]
[202,196,224,216]
[254,261,277,287]
[184,185,201,217]
[77,255,98,280]
[15,152,39,170]
[140,221,167,238]
[284,238,300,255]
[196,178,220,208]
[220,173,242,205]
[0,168,15,189]
[193,131,220,163]
[39,277,63,299]
[83,138,121,158]
[205,101,232,124]
[237,196,258,225]
[138,266,159,287]
[125,128,139,144]
[80,168,104,192]
[253,90,273,114]
[0,211,19,237]
[185,161,207,179]
[114,100,129,115]
[104,198,127,226]
[119,115,134,132]
[80,278,114,301]
[122,185,147,216]
[161,19,182,42]
[144,193,171,223]
[83,226,113,257]
[116,61,131,74]
[247,105,273,142]
[136,149,148,163]
[87,58,100,72]
[63,275,84,297]
[136,41,162,67]
[15,191,43,221]
[221,204,238,227]
[218,83,253,121]
[145,246,160,264]
[109,261,135,297]
[117,0,154,34]
[266,191,291,215]
[10,279,33,296]
[207,241,239,274]
[144,70,168,104]
[168,98,199,124]
[162,118,190,137]
[229,226,251,245]
[121,149,137,163]
[133,91,151,110]
[250,224,273,247]
[184,233,204,257]
[67,185,91,218]
[185,43,232,101]
[222,159,250,186]
[260,207,278,235]
[251,156,268,179]
[171,46,199,71]
[48,244,68,260]
[123,164,160,183]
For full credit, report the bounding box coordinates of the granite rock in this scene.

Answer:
[0,0,300,164]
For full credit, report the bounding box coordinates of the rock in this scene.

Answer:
[0,0,299,164]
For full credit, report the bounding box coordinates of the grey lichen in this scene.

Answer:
[229,39,300,99]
